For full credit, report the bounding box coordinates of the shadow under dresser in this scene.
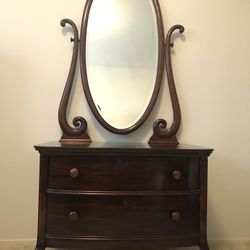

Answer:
[35,142,213,250]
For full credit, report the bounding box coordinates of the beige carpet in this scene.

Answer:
[0,240,250,250]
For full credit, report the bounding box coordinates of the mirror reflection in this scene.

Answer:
[86,0,158,129]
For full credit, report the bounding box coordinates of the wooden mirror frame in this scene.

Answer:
[58,0,185,145]
[79,0,164,135]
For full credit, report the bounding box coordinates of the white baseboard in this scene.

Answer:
[0,239,249,249]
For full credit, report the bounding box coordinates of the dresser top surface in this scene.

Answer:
[34,141,213,156]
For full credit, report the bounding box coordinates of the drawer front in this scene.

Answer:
[46,195,199,237]
[48,156,199,191]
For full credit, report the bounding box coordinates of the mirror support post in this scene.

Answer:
[58,19,91,144]
[149,25,185,145]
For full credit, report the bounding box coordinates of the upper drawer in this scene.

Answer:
[48,156,199,191]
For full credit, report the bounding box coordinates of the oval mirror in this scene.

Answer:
[80,0,164,134]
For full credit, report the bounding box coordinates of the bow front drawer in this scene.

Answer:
[46,194,199,237]
[48,155,199,191]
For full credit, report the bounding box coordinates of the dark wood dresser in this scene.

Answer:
[35,1,213,249]
[35,141,213,250]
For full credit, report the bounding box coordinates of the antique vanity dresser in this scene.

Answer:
[35,0,213,249]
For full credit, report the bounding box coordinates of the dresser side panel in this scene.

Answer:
[36,154,49,249]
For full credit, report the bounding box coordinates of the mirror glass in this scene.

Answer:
[86,0,158,129]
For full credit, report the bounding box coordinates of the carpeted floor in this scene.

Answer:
[1,241,250,250]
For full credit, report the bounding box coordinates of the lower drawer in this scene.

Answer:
[46,194,199,237]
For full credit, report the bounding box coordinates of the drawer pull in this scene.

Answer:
[70,168,79,178]
[172,170,182,180]
[68,211,79,221]
[170,211,181,221]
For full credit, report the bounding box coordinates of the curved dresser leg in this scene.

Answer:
[200,239,209,250]
[35,245,45,250]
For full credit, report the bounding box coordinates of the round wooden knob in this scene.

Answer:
[70,168,79,178]
[68,211,79,221]
[170,211,181,221]
[172,170,182,180]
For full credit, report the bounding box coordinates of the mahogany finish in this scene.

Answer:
[48,155,200,191]
[46,194,199,236]
[35,142,212,250]
[37,1,212,250]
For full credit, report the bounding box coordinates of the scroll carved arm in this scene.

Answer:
[149,25,185,144]
[58,19,90,142]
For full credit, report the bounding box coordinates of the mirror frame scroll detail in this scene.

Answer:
[149,25,185,145]
[58,1,185,145]
[79,0,165,135]
[58,19,91,144]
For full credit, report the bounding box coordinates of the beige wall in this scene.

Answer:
[0,0,250,240]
